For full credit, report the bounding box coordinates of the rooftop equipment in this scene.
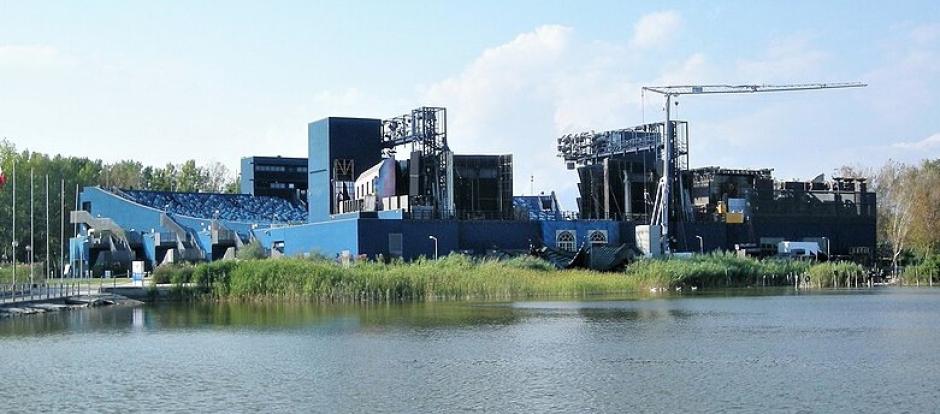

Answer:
[381,107,454,218]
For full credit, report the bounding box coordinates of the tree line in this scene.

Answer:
[838,158,940,273]
[0,138,239,270]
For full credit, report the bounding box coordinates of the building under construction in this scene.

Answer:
[69,88,876,274]
[559,121,876,261]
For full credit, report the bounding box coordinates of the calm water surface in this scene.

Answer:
[1,288,938,413]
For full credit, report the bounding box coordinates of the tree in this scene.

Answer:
[873,161,915,274]
[906,160,940,256]
[225,171,241,194]
[148,163,178,191]
[853,158,940,274]
[205,161,232,193]
[104,160,144,189]
[176,160,207,192]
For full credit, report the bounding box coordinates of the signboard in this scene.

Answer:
[132,261,145,287]
[635,225,663,257]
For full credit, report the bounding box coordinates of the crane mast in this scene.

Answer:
[641,82,867,255]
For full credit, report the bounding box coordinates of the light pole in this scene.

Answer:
[10,241,16,302]
[25,245,32,295]
[821,236,830,260]
[694,235,704,255]
[428,236,438,260]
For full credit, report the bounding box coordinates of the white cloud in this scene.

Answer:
[862,23,940,124]
[424,25,572,135]
[891,133,940,150]
[0,45,67,67]
[735,34,827,82]
[652,53,712,85]
[421,20,709,205]
[630,11,682,49]
[911,23,940,45]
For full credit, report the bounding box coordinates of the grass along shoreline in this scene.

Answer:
[153,253,869,302]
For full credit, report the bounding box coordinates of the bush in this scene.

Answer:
[902,253,940,285]
[236,240,267,260]
[0,264,37,284]
[502,256,555,272]
[192,260,240,293]
[152,263,194,285]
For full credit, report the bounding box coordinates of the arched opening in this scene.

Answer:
[556,230,576,252]
[589,230,608,246]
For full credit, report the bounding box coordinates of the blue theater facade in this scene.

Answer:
[69,107,876,274]
[69,113,625,273]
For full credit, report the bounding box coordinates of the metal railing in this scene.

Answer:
[0,280,104,305]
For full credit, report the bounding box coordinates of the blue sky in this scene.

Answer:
[1,1,938,207]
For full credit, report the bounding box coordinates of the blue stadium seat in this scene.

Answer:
[120,189,307,222]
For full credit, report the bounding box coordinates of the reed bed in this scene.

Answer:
[623,252,811,290]
[803,261,868,288]
[151,253,867,302]
[187,255,639,301]
[900,254,940,285]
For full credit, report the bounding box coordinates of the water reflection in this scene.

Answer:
[0,288,894,337]
[0,288,938,413]
[0,301,530,336]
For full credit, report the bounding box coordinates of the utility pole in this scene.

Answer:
[640,82,867,255]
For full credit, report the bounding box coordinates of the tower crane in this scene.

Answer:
[641,82,867,255]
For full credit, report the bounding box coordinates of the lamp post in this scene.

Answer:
[428,236,438,260]
[25,245,32,297]
[821,236,830,261]
[10,241,16,302]
[694,235,704,255]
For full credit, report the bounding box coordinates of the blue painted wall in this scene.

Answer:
[399,220,459,259]
[253,218,360,258]
[539,220,622,249]
[458,220,540,252]
[78,187,274,267]
[240,157,253,195]
[307,117,382,223]
[308,119,331,223]
[356,219,537,259]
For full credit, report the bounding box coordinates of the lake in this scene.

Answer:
[1,288,937,413]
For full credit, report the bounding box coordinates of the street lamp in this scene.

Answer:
[25,245,32,282]
[25,244,32,298]
[428,236,438,260]
[694,235,704,255]
[821,237,831,260]
[11,241,17,301]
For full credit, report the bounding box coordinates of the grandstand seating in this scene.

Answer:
[119,189,307,222]
[513,195,564,221]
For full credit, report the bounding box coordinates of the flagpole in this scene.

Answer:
[30,168,34,289]
[60,179,65,280]
[11,161,15,300]
[46,175,50,282]
[74,183,79,278]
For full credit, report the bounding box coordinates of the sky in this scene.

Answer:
[1,1,939,208]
